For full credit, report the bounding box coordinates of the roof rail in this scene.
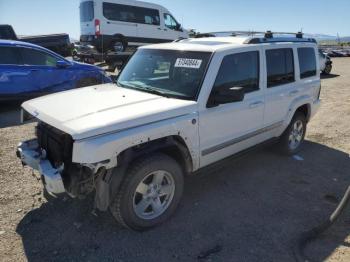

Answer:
[194,30,317,44]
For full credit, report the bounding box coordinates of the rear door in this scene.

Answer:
[0,46,37,99]
[101,2,137,38]
[263,47,297,126]
[80,1,95,36]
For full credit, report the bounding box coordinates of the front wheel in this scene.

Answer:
[278,112,307,155]
[109,154,184,231]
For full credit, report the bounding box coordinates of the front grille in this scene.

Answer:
[36,122,73,167]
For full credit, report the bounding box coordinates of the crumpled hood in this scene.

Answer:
[22,84,197,140]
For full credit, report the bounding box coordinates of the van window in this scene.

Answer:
[80,1,94,22]
[214,51,260,94]
[164,13,179,30]
[266,48,295,88]
[298,48,317,79]
[0,47,21,65]
[103,3,160,25]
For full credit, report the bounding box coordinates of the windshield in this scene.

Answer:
[117,49,212,100]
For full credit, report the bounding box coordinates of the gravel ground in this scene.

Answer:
[0,58,350,262]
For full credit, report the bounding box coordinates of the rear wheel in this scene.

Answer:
[278,112,307,155]
[109,154,184,231]
[111,38,127,53]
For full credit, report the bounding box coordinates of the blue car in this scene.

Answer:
[0,40,111,101]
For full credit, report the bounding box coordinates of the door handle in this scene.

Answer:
[158,28,162,30]
[249,101,264,109]
[289,90,299,97]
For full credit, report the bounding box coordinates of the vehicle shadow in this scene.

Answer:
[16,141,350,262]
[0,102,22,128]
[321,73,340,79]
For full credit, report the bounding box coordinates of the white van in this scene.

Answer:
[80,0,189,52]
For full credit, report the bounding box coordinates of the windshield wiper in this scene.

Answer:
[139,87,171,98]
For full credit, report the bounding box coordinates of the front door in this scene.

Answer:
[199,49,265,167]
[19,47,72,94]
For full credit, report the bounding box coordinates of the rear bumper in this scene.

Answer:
[16,139,65,194]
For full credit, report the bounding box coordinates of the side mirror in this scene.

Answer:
[207,86,245,108]
[56,60,71,68]
[176,24,182,31]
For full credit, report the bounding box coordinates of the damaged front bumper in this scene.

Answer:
[16,139,65,194]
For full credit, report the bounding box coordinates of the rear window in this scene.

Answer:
[20,48,58,66]
[80,1,94,22]
[266,48,295,88]
[0,26,16,39]
[103,2,160,25]
[298,48,317,79]
[0,47,21,65]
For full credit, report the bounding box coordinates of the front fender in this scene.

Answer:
[72,112,200,170]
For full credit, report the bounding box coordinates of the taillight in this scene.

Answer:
[95,19,101,36]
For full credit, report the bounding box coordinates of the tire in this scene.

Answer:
[322,63,332,75]
[110,38,127,52]
[278,112,307,155]
[109,153,184,231]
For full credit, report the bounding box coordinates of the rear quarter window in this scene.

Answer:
[298,48,317,79]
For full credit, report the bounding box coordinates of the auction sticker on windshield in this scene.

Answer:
[175,58,202,69]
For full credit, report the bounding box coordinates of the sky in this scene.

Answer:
[0,0,349,39]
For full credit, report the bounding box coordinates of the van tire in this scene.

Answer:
[278,112,307,155]
[111,37,127,52]
[109,153,184,231]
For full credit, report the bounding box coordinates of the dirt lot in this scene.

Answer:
[1,58,350,262]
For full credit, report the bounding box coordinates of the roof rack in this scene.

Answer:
[194,30,317,44]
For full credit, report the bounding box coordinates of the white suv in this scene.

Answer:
[80,0,189,52]
[17,33,321,230]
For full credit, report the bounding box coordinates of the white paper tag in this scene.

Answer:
[175,58,202,69]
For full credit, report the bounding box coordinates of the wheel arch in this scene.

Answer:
[116,135,194,175]
[295,103,311,122]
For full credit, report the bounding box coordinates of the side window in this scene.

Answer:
[0,47,21,65]
[136,7,160,25]
[266,48,295,88]
[20,48,58,66]
[103,3,160,25]
[164,13,179,30]
[103,3,136,23]
[213,51,260,94]
[298,48,317,79]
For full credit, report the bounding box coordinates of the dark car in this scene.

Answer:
[0,25,71,57]
[0,40,111,101]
